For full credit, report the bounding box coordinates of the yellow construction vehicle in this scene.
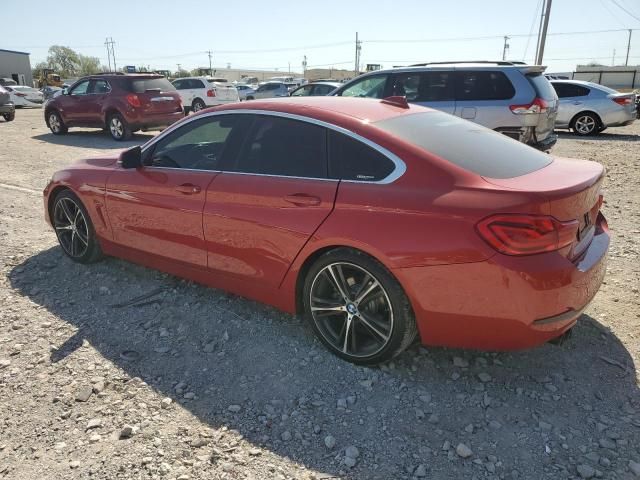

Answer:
[38,69,63,88]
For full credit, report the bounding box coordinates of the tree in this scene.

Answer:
[32,61,49,79]
[77,54,102,75]
[174,69,191,78]
[46,46,80,77]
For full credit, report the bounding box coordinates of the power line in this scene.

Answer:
[609,0,640,23]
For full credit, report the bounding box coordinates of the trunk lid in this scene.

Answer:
[483,157,605,259]
[524,72,558,140]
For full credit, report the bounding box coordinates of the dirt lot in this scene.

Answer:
[0,109,639,480]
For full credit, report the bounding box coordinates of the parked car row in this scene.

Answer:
[39,63,637,142]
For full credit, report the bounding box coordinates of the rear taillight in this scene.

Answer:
[510,97,548,115]
[126,94,141,108]
[612,96,633,106]
[476,214,578,256]
[207,89,216,97]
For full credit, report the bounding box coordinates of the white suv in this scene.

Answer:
[172,76,239,113]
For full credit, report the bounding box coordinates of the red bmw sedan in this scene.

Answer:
[43,97,609,365]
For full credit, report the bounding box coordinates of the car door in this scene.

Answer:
[171,79,187,105]
[62,80,92,124]
[552,82,590,127]
[453,70,516,129]
[203,113,339,288]
[105,114,240,267]
[388,70,455,114]
[85,79,111,126]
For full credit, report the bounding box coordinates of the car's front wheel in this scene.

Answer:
[2,112,14,122]
[52,190,103,264]
[572,113,599,136]
[47,110,67,134]
[303,249,417,365]
[107,113,132,141]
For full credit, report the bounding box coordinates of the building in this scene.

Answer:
[573,65,639,90]
[305,68,356,82]
[0,49,33,86]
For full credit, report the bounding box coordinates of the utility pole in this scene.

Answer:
[625,29,632,66]
[207,50,213,76]
[104,37,117,72]
[612,49,616,66]
[302,55,307,78]
[355,32,362,75]
[177,64,181,76]
[502,36,510,61]
[535,0,552,65]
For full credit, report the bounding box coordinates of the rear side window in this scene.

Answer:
[552,83,590,98]
[190,79,206,89]
[374,112,552,179]
[228,115,327,178]
[329,131,395,181]
[527,73,557,101]
[392,71,454,102]
[129,77,176,93]
[456,71,515,101]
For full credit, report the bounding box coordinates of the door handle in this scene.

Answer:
[572,101,582,105]
[284,193,322,206]
[175,183,201,194]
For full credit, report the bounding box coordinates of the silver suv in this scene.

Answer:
[332,61,559,151]
[246,82,295,100]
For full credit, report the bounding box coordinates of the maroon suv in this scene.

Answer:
[44,73,183,140]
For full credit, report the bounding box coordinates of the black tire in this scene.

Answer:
[246,96,254,101]
[302,248,417,365]
[107,112,132,141]
[3,112,15,122]
[192,99,206,112]
[51,190,103,264]
[571,112,599,136]
[47,110,67,134]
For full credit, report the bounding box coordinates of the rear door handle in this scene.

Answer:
[284,193,322,206]
[175,183,201,194]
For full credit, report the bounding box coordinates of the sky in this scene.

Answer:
[3,0,640,74]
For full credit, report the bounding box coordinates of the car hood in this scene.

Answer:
[69,155,120,169]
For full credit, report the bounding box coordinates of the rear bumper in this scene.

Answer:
[0,103,15,114]
[127,111,184,130]
[602,109,636,127]
[529,132,557,151]
[395,214,609,350]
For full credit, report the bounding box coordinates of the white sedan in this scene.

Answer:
[5,86,44,108]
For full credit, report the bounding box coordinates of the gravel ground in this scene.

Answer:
[0,109,639,480]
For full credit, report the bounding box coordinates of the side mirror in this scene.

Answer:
[120,146,142,169]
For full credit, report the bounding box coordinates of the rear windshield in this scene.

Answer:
[374,111,553,179]
[128,77,176,93]
[527,73,557,100]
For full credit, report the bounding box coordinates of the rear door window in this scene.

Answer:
[225,115,327,178]
[456,71,515,101]
[374,111,552,179]
[339,75,389,99]
[130,77,176,93]
[552,83,590,98]
[391,71,454,102]
[88,80,110,94]
[328,131,395,181]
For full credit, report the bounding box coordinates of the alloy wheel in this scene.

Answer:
[49,113,61,132]
[193,101,204,112]
[53,197,90,258]
[574,115,596,134]
[309,262,393,358]
[110,117,124,139]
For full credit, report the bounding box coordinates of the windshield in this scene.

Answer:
[374,111,553,179]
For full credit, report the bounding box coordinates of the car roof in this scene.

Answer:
[351,63,545,76]
[215,96,428,124]
[308,81,342,87]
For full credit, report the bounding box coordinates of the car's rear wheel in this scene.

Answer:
[246,96,254,101]
[52,190,103,264]
[3,112,14,122]
[48,110,67,134]
[192,99,206,112]
[108,113,132,141]
[303,249,417,365]
[572,113,599,136]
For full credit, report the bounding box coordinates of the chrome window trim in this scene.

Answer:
[141,109,406,185]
